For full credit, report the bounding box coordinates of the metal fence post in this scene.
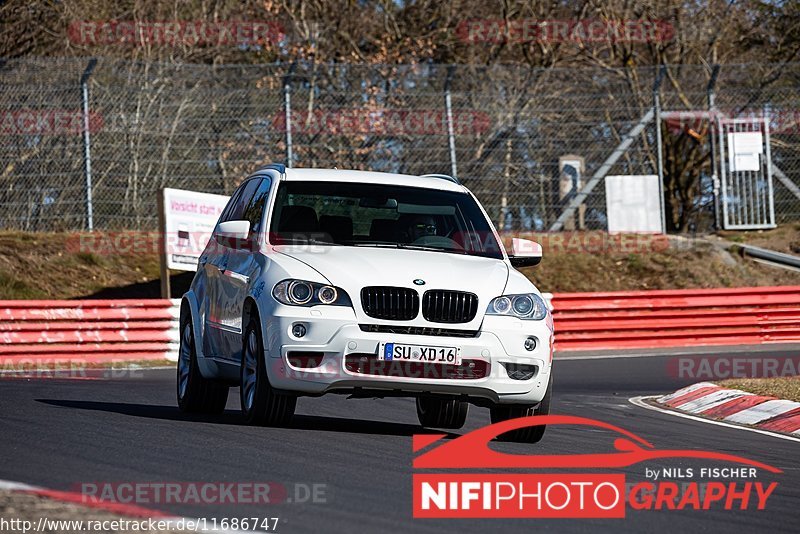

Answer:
[764,111,777,226]
[283,63,296,168]
[707,65,721,230]
[80,58,98,231]
[653,65,667,233]
[444,66,458,180]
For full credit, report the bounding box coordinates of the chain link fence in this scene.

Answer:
[1,57,799,232]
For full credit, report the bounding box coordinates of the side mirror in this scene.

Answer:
[508,238,542,268]
[215,220,251,246]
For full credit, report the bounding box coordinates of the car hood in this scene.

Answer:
[273,245,509,328]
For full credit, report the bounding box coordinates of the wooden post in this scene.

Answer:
[157,189,171,299]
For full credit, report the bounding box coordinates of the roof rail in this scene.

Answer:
[257,163,286,174]
[421,173,460,185]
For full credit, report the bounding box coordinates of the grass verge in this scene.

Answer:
[715,377,800,403]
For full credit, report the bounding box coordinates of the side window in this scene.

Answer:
[222,178,260,223]
[218,187,244,225]
[243,177,272,238]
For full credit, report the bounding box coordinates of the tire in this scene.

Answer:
[490,372,553,443]
[416,396,469,429]
[177,320,229,414]
[240,315,296,426]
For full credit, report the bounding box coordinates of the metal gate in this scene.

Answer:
[717,117,776,229]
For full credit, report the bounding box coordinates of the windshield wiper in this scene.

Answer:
[351,242,400,248]
[352,242,468,254]
[279,238,341,246]
[398,244,468,254]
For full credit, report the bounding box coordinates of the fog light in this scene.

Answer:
[524,336,536,351]
[504,363,538,380]
[292,323,307,338]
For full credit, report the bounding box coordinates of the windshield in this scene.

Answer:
[268,181,503,259]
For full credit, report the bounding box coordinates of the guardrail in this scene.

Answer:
[733,244,800,271]
[1,286,799,363]
[0,299,179,364]
[551,286,800,351]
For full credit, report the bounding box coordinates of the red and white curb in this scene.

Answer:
[633,382,800,439]
[0,479,263,533]
[166,299,180,362]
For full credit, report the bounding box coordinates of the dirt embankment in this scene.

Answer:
[0,232,164,299]
[0,228,798,300]
[517,227,800,293]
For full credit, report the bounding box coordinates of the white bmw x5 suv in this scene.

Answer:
[178,164,554,442]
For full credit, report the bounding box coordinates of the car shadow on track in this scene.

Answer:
[35,399,457,438]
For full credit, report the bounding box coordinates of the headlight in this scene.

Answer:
[288,281,313,304]
[273,279,351,307]
[317,285,338,304]
[512,295,533,316]
[493,296,511,314]
[487,293,547,320]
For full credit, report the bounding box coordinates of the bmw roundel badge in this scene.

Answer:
[413,279,426,286]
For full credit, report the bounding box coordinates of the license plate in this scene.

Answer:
[378,343,462,365]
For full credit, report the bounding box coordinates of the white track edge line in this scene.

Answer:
[557,344,800,360]
[0,365,175,375]
[0,480,40,491]
[629,395,800,444]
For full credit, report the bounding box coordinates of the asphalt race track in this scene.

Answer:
[1,348,798,533]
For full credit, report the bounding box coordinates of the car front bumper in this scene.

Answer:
[263,305,553,405]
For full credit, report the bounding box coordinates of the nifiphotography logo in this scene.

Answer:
[412,415,781,518]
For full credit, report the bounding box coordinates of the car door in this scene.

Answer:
[200,186,239,358]
[202,179,259,358]
[215,176,272,361]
